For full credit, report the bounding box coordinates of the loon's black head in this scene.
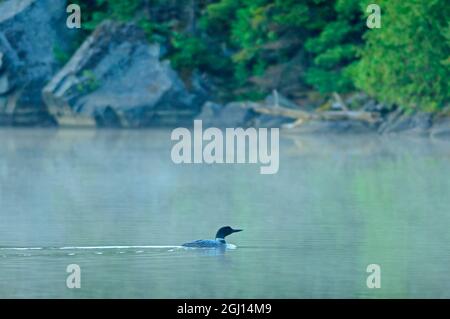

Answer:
[215,226,243,240]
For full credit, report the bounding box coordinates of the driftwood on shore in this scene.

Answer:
[239,100,381,128]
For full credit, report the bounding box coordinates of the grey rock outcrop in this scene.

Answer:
[285,119,377,134]
[430,117,450,138]
[0,0,76,126]
[43,21,202,127]
[378,109,433,136]
[196,101,254,127]
[197,92,300,128]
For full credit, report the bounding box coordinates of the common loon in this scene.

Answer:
[182,226,243,248]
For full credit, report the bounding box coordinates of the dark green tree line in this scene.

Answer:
[72,0,449,111]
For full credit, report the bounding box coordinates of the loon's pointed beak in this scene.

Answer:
[232,229,243,233]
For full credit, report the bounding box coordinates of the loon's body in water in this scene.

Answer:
[182,226,242,248]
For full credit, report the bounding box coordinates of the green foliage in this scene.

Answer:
[304,0,363,93]
[77,70,100,92]
[202,0,336,90]
[170,33,230,73]
[200,0,240,38]
[73,0,141,30]
[53,45,71,66]
[73,0,449,110]
[354,0,450,111]
[76,1,222,70]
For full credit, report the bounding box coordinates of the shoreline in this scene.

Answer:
[0,115,449,141]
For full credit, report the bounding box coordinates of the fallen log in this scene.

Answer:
[240,101,380,126]
[242,101,312,119]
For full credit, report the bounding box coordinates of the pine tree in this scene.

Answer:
[354,0,450,111]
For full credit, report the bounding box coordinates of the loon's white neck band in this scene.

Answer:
[216,238,226,243]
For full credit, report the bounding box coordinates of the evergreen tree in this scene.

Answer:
[305,0,364,93]
[354,0,450,111]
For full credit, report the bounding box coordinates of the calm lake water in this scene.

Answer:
[1,128,450,298]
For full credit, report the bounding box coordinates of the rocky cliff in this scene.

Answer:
[0,0,76,125]
[43,21,203,128]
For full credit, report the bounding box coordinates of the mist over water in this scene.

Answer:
[1,129,450,298]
